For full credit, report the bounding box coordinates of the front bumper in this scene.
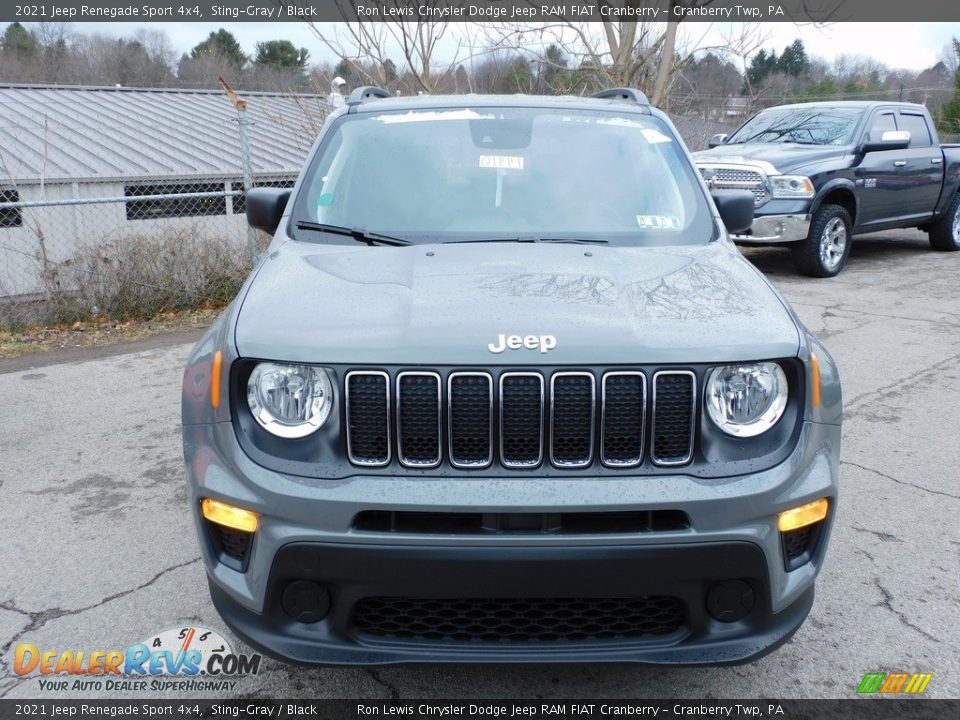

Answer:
[184,420,839,665]
[733,214,811,244]
[210,542,815,665]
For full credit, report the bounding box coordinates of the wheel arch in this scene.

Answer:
[811,180,858,227]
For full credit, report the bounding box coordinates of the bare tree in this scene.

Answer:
[485,3,768,105]
[299,0,461,93]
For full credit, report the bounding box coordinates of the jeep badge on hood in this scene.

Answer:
[488,334,558,354]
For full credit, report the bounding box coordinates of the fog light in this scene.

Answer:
[706,580,754,623]
[201,498,259,533]
[281,581,331,623]
[778,498,828,532]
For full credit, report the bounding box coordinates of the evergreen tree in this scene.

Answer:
[1,22,38,56]
[190,29,245,68]
[778,39,809,78]
[253,40,309,76]
[746,49,779,88]
[939,38,960,134]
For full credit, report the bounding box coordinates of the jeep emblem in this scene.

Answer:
[488,334,557,354]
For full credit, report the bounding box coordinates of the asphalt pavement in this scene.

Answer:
[1,230,958,699]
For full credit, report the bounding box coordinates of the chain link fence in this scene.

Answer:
[0,101,947,333]
[0,179,294,331]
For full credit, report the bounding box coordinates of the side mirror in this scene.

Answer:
[246,187,291,235]
[708,133,729,149]
[862,130,910,153]
[711,190,755,235]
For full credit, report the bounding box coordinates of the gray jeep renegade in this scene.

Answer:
[181,88,841,665]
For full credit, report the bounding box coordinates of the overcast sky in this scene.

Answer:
[36,22,960,72]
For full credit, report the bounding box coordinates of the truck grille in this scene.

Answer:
[698,165,770,206]
[352,595,686,643]
[345,369,697,470]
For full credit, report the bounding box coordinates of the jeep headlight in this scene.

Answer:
[247,363,333,438]
[705,362,788,437]
[769,175,815,199]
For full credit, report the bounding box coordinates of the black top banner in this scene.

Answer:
[3,0,960,24]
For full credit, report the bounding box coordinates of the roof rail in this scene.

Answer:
[348,86,391,106]
[591,87,650,106]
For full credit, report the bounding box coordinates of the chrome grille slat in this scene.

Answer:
[345,371,391,467]
[499,372,545,468]
[549,372,596,468]
[651,371,696,466]
[601,372,646,468]
[396,371,442,468]
[448,372,493,468]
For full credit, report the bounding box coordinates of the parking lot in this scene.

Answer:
[1,229,958,699]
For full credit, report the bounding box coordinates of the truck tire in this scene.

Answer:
[791,204,853,277]
[928,192,960,251]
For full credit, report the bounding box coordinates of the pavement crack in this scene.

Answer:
[850,525,904,543]
[844,352,960,413]
[841,461,960,501]
[365,668,401,701]
[872,578,940,644]
[0,557,202,656]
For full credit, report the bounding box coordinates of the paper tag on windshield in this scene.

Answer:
[637,215,681,230]
[479,155,525,170]
[641,128,673,144]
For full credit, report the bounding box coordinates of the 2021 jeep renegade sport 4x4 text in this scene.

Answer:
[181,88,841,665]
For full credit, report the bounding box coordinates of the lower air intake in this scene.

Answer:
[352,596,685,642]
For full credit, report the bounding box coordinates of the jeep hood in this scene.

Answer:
[694,143,847,175]
[234,240,800,365]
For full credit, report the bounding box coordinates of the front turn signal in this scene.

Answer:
[201,498,259,533]
[778,498,829,532]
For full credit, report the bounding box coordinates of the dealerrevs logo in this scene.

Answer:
[13,626,261,692]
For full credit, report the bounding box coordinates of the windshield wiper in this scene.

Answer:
[446,237,609,245]
[536,237,609,245]
[295,221,412,247]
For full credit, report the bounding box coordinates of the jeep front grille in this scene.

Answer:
[448,373,494,467]
[397,372,441,467]
[601,372,646,467]
[651,371,697,465]
[345,369,697,470]
[550,373,595,467]
[345,371,391,466]
[499,373,544,467]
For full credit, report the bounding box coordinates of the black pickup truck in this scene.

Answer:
[694,101,960,276]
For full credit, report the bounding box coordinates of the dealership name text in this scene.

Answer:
[355,4,786,19]
[354,705,785,717]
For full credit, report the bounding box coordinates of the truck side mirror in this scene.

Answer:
[711,190,755,235]
[708,133,729,148]
[862,130,910,153]
[246,188,292,235]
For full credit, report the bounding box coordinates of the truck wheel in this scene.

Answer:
[928,193,960,251]
[791,204,853,277]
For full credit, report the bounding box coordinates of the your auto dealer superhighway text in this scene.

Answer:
[355,4,778,19]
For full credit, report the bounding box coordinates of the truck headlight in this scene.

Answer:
[705,362,788,437]
[769,175,814,199]
[247,362,333,438]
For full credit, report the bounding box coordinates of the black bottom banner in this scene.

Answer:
[0,700,956,720]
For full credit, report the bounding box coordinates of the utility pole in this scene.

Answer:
[219,77,259,269]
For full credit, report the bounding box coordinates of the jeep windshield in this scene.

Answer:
[290,106,715,245]
[726,107,863,146]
